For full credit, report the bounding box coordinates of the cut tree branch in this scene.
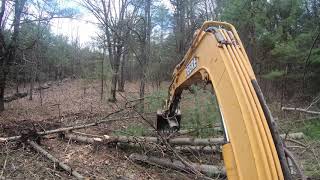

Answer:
[282,107,320,115]
[284,148,306,180]
[27,141,85,180]
[0,115,138,143]
[129,153,225,178]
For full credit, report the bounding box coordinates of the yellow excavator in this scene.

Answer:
[156,21,294,180]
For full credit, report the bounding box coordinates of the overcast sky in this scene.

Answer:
[51,0,173,46]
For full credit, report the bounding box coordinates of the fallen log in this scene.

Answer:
[284,148,307,180]
[36,84,50,91]
[0,116,138,143]
[4,92,28,102]
[282,107,320,115]
[65,133,225,146]
[64,134,220,154]
[174,146,219,154]
[145,127,223,136]
[178,127,223,134]
[64,133,103,144]
[71,134,226,146]
[64,132,304,147]
[27,141,85,180]
[129,153,225,177]
[116,142,219,154]
[72,131,103,138]
[280,132,305,140]
[167,137,224,146]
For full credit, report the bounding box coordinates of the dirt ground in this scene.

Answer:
[0,79,212,180]
[0,79,319,179]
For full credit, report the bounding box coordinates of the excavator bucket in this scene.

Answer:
[156,110,181,131]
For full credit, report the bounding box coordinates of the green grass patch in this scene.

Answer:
[113,124,149,136]
[180,86,222,138]
[301,118,320,139]
[117,86,223,138]
[286,117,320,140]
[144,89,167,113]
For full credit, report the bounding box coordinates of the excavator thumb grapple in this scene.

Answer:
[156,110,181,132]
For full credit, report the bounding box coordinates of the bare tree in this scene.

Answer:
[81,0,138,102]
[26,0,70,101]
[139,0,151,110]
[171,0,186,58]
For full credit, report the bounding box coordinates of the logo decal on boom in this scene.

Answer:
[186,57,198,77]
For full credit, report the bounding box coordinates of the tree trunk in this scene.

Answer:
[15,66,19,94]
[139,0,151,111]
[0,70,5,111]
[38,81,42,106]
[109,71,118,102]
[29,64,35,100]
[109,45,121,102]
[176,0,186,58]
[118,46,127,92]
[101,43,105,100]
[139,73,145,110]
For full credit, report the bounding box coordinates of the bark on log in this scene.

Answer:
[72,131,103,138]
[282,107,320,115]
[27,141,85,180]
[116,142,219,154]
[64,133,225,146]
[0,116,137,143]
[174,146,219,154]
[104,135,225,146]
[4,92,27,102]
[129,153,225,177]
[167,137,224,146]
[280,132,305,140]
[64,133,103,144]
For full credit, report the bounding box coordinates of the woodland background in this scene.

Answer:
[0,0,320,179]
[0,0,319,110]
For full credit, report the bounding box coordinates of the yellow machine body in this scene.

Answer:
[164,21,285,180]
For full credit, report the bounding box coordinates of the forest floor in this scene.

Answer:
[0,79,319,179]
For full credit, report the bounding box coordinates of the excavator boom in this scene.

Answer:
[157,21,291,180]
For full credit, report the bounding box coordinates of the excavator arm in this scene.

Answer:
[157,21,292,180]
